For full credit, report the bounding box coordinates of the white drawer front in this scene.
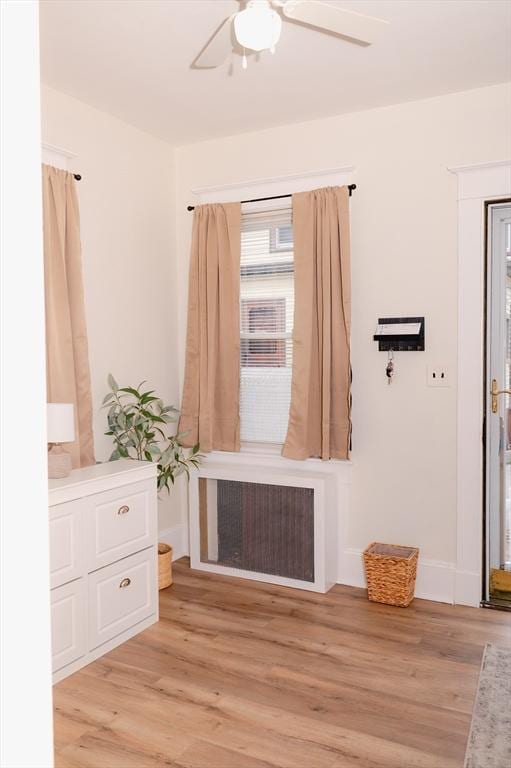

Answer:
[51,579,86,672]
[88,547,156,650]
[49,500,84,588]
[87,479,156,570]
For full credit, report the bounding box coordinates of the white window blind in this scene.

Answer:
[240,202,294,444]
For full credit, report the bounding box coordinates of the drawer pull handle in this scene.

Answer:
[118,505,130,515]
[119,577,131,588]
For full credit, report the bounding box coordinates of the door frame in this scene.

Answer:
[450,161,511,607]
[483,198,511,608]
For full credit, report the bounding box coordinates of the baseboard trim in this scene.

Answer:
[454,569,482,607]
[162,529,480,607]
[158,524,188,561]
[338,548,479,606]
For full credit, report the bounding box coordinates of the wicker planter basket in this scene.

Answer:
[363,542,419,607]
[158,543,173,590]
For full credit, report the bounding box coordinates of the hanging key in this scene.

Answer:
[386,350,394,384]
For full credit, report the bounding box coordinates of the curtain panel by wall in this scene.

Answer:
[42,165,95,468]
[283,186,352,460]
[179,203,242,453]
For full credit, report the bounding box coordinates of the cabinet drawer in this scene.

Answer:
[88,547,156,650]
[51,579,86,673]
[49,500,85,588]
[86,480,156,570]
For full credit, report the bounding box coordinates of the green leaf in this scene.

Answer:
[144,450,153,462]
[102,392,115,405]
[161,405,180,415]
[107,373,119,392]
[142,411,166,423]
[109,449,120,461]
[140,392,157,404]
[107,403,117,419]
[147,444,161,457]
[118,386,141,398]
[192,443,200,455]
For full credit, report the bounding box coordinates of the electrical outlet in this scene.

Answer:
[427,365,450,387]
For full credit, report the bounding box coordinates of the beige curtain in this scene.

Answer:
[178,203,241,452]
[43,165,95,468]
[283,186,351,461]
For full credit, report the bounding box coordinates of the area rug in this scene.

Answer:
[464,643,511,767]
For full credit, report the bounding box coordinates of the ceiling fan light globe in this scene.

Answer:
[234,3,282,52]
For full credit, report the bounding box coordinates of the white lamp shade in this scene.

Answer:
[47,403,75,444]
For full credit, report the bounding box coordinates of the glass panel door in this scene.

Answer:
[486,202,511,605]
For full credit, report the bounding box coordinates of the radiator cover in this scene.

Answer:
[190,461,340,593]
[199,478,314,582]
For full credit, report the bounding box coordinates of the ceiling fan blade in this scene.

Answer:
[193,16,234,68]
[282,1,389,45]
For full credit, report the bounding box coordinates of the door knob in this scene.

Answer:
[491,379,511,413]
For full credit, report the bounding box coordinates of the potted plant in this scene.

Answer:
[103,374,201,589]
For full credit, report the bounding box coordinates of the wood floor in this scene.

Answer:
[54,559,511,768]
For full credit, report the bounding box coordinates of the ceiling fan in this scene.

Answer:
[194,0,389,69]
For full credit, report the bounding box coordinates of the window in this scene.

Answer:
[273,224,293,251]
[240,204,293,444]
[241,298,286,367]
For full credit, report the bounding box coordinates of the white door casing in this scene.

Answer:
[450,161,511,606]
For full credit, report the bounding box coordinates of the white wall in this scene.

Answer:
[175,84,511,576]
[1,3,54,766]
[41,86,181,531]
[40,81,511,584]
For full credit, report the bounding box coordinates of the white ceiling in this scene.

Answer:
[39,0,511,146]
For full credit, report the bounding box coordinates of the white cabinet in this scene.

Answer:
[88,548,156,650]
[86,481,155,571]
[51,579,86,672]
[49,499,85,589]
[49,460,158,683]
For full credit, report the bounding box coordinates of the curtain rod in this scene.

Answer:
[186,184,356,211]
[73,174,82,181]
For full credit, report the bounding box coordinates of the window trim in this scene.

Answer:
[190,166,355,207]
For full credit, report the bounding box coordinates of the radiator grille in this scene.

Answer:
[199,478,314,582]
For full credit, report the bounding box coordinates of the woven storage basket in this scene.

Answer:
[363,542,419,607]
[158,543,173,590]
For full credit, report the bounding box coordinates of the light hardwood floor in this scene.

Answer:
[54,559,511,768]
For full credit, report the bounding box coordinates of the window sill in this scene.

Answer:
[204,447,352,475]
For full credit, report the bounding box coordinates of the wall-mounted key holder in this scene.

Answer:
[373,317,425,352]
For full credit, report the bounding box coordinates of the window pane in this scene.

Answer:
[240,206,293,444]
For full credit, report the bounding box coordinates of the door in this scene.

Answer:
[485,202,511,605]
